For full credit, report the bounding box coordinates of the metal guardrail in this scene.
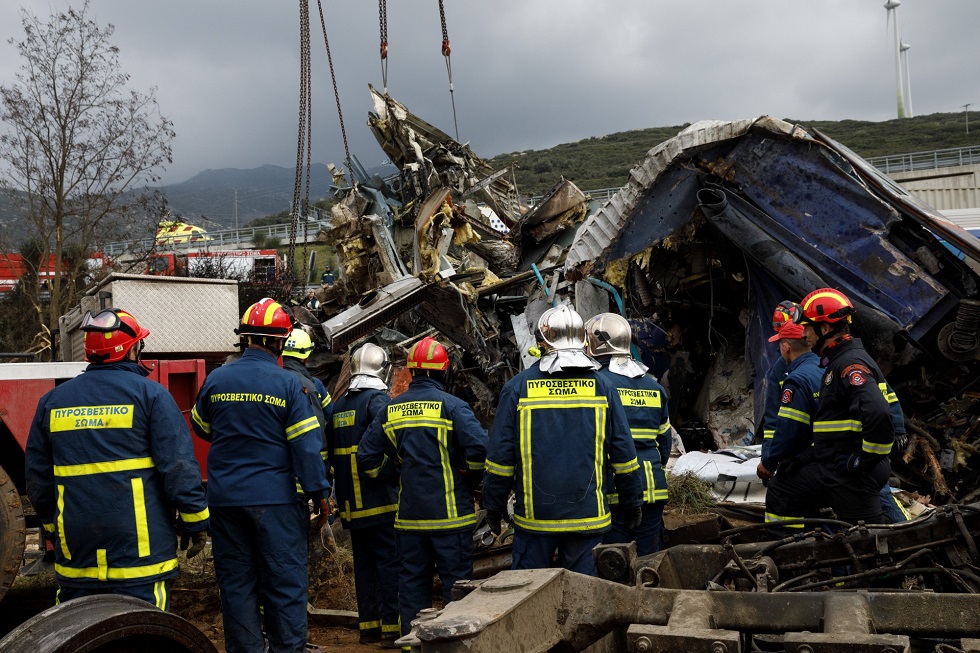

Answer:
[102,219,330,257]
[864,146,980,175]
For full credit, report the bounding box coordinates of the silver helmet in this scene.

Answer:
[350,343,391,385]
[537,304,586,351]
[584,313,632,358]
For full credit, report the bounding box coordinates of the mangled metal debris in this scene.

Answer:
[306,88,980,506]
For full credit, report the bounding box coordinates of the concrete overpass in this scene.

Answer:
[867,146,980,212]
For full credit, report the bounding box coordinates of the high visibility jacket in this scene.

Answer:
[596,366,671,505]
[283,357,333,475]
[484,363,641,534]
[760,357,788,440]
[761,352,822,472]
[812,337,894,463]
[24,362,208,587]
[328,388,398,529]
[357,376,487,533]
[191,348,329,506]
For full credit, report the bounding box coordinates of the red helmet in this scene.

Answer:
[82,308,150,363]
[237,298,292,337]
[798,288,854,325]
[772,300,802,331]
[406,336,449,371]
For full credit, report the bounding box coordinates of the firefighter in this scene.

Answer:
[25,308,208,610]
[191,298,330,653]
[356,336,487,646]
[282,328,333,469]
[328,343,399,646]
[762,288,895,525]
[756,301,798,450]
[483,305,642,574]
[757,318,824,528]
[585,313,672,556]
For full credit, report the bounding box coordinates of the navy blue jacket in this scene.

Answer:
[760,357,788,441]
[191,348,329,505]
[283,357,333,475]
[761,352,823,472]
[484,362,641,534]
[328,387,398,529]
[25,362,208,587]
[357,376,487,533]
[813,337,895,463]
[596,366,672,505]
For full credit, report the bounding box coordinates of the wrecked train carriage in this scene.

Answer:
[563,116,980,501]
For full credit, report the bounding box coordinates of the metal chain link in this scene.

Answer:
[317,0,352,186]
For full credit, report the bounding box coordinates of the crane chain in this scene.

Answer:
[317,0,352,186]
[379,0,389,93]
[302,63,312,289]
[289,0,312,295]
[438,0,460,141]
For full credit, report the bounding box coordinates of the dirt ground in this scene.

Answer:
[5,525,382,653]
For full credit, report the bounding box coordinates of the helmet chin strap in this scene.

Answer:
[131,340,155,373]
[811,323,841,355]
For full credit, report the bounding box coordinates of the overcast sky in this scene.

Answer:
[1,1,977,186]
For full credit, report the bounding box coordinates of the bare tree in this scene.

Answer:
[0,1,173,359]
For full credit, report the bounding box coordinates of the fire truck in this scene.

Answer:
[147,249,280,281]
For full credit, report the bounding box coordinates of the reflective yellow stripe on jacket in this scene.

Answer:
[516,393,612,532]
[53,457,155,477]
[56,556,179,581]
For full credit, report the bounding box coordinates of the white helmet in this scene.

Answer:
[584,313,632,358]
[537,304,586,351]
[350,343,392,385]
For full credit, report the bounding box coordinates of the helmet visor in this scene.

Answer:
[775,302,803,329]
[80,309,137,338]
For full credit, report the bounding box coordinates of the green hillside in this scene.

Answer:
[488,111,980,196]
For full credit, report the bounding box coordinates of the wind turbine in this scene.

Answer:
[884,0,907,119]
[900,32,913,117]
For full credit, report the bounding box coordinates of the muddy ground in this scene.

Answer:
[3,526,381,653]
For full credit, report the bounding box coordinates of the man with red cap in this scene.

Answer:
[758,315,824,529]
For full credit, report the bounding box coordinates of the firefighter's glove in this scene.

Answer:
[837,453,880,474]
[180,530,209,559]
[776,458,797,477]
[895,434,909,452]
[308,493,330,530]
[486,510,504,537]
[625,505,644,532]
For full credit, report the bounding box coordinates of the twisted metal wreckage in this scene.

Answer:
[282,88,980,651]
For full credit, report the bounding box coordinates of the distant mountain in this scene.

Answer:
[161,163,333,228]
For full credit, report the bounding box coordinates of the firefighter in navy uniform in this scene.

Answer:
[282,328,333,473]
[483,305,642,574]
[191,298,330,653]
[757,302,797,447]
[356,336,488,647]
[585,313,672,556]
[761,288,895,525]
[756,318,824,528]
[25,308,208,610]
[328,343,399,646]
